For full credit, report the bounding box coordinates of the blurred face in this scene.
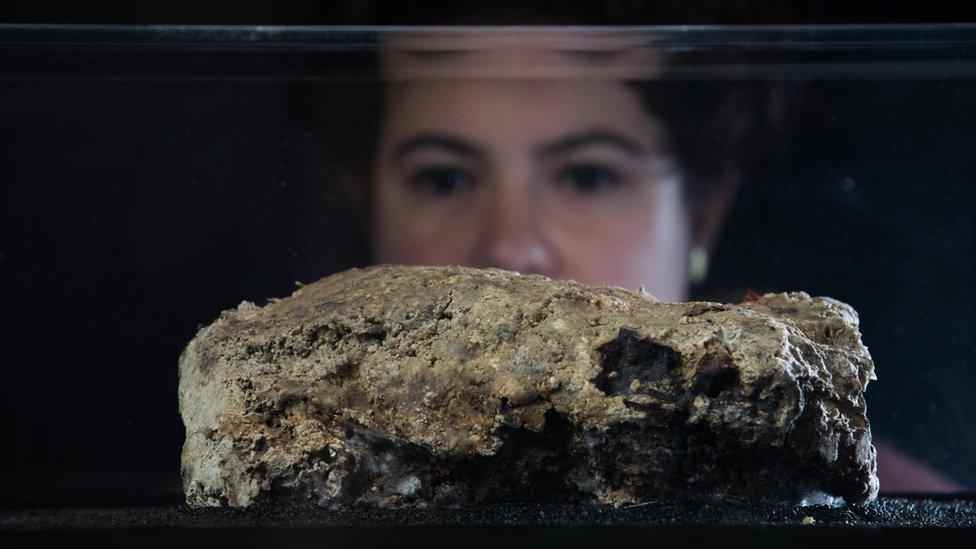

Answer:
[373,48,692,300]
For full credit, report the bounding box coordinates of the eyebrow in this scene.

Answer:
[390,133,484,164]
[536,130,646,158]
[389,128,647,165]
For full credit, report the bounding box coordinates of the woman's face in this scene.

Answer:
[372,49,692,300]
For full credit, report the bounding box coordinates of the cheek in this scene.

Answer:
[372,184,480,266]
[545,181,689,291]
[559,227,657,287]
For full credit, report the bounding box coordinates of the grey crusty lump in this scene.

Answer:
[179,265,879,507]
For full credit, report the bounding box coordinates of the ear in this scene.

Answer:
[691,171,739,251]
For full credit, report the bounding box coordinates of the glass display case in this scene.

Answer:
[1,24,974,541]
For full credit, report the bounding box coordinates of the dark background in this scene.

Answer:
[2,1,976,25]
[1,3,974,504]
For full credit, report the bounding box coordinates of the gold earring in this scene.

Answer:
[689,245,709,284]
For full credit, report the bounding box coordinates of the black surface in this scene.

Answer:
[5,496,976,529]
[2,497,975,547]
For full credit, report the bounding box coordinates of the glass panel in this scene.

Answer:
[1,25,974,502]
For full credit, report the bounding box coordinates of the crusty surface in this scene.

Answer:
[179,265,878,507]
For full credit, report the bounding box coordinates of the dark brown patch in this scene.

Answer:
[692,349,740,398]
[592,330,680,396]
[685,303,730,317]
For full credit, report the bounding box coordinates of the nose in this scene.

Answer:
[473,184,558,277]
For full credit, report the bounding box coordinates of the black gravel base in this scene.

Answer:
[2,496,975,547]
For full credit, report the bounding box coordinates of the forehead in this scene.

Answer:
[379,49,668,150]
[385,80,650,137]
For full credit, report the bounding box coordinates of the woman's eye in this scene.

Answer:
[557,164,622,194]
[409,166,474,197]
